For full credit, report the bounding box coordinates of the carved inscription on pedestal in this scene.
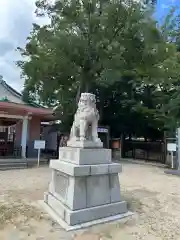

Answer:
[54,170,69,200]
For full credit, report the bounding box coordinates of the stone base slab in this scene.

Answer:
[49,165,122,210]
[50,160,122,177]
[42,192,129,228]
[164,169,180,176]
[67,140,103,149]
[39,200,133,231]
[59,147,111,165]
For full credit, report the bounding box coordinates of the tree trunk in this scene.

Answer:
[76,84,81,105]
[85,83,89,92]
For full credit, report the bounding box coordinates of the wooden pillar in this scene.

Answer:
[21,117,28,158]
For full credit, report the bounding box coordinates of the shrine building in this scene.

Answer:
[0,78,55,159]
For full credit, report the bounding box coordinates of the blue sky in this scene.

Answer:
[0,0,179,92]
[155,0,179,21]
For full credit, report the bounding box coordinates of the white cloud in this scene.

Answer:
[0,0,37,92]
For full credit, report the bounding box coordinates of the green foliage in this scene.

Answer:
[17,0,180,136]
[156,7,180,132]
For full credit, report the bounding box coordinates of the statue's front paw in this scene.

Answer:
[93,137,101,143]
[80,137,86,142]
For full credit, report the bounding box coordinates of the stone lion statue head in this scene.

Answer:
[77,93,97,112]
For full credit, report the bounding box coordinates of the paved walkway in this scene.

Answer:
[0,163,179,239]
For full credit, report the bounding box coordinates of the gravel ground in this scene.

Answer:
[0,163,180,239]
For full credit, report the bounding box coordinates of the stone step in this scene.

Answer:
[0,162,27,171]
[0,159,49,170]
[0,162,27,166]
[27,159,49,167]
[0,166,27,171]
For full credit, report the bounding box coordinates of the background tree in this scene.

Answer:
[156,7,180,135]
[17,0,179,137]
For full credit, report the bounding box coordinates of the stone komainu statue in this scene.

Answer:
[68,93,102,146]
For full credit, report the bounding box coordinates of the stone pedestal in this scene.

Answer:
[42,146,130,230]
[164,169,180,176]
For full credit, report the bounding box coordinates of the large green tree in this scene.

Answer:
[154,7,180,134]
[17,0,178,136]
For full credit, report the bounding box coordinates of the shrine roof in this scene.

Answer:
[0,78,22,98]
[0,79,55,119]
[0,78,45,109]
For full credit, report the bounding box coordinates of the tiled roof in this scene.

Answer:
[0,77,44,108]
[0,76,22,98]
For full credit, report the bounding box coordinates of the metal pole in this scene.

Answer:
[176,128,180,170]
[37,149,40,167]
[171,151,174,169]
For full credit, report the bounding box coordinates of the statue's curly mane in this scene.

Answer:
[76,99,98,116]
[76,104,98,118]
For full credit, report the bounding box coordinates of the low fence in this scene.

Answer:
[122,140,166,163]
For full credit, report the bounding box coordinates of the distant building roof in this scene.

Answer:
[0,76,22,98]
[0,76,43,108]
